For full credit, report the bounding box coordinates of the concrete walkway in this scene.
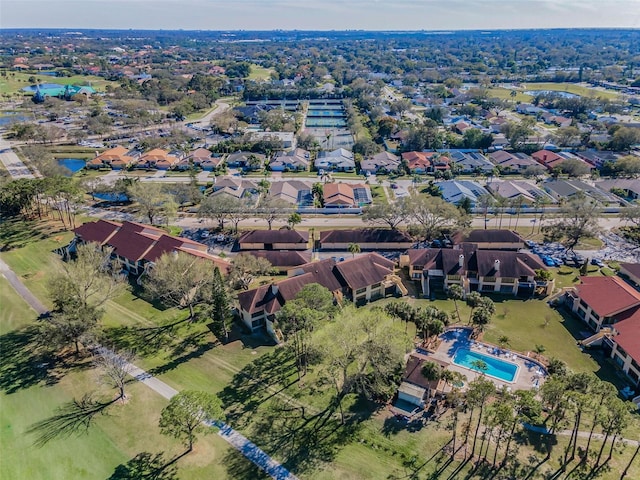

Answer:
[0,137,35,179]
[0,256,299,480]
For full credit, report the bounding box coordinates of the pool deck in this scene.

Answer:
[424,328,547,392]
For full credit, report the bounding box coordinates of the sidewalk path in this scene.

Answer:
[0,255,299,480]
[0,137,35,179]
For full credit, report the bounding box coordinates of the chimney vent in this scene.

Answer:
[459,254,464,267]
[494,259,500,272]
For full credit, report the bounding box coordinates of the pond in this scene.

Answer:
[57,158,86,175]
[524,90,580,99]
[92,192,129,202]
[0,112,31,126]
[21,83,65,92]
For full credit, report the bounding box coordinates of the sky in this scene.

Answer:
[2,0,640,30]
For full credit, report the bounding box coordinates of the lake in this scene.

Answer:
[58,158,86,175]
[524,90,580,99]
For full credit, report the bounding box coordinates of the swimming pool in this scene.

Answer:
[453,349,518,382]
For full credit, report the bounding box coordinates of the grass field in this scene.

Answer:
[247,64,274,81]
[2,217,639,479]
[0,71,117,95]
[522,82,622,101]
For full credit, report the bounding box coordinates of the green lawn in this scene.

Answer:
[3,217,639,480]
[523,82,622,101]
[0,70,117,95]
[247,64,274,81]
[370,185,388,205]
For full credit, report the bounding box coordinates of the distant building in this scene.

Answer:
[315,148,356,172]
[323,183,372,207]
[436,180,490,207]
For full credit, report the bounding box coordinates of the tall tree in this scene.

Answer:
[348,242,361,258]
[447,284,464,324]
[209,267,231,341]
[465,291,483,324]
[312,307,408,424]
[43,243,126,354]
[127,182,177,225]
[259,196,289,230]
[143,251,213,320]
[159,391,223,452]
[361,200,409,230]
[466,377,495,460]
[93,347,135,401]
[229,253,272,290]
[407,194,461,240]
[543,193,601,252]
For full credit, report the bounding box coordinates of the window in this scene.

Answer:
[251,311,264,318]
[577,308,586,319]
[616,345,628,358]
[447,275,461,281]
[413,273,422,279]
[628,369,639,384]
[251,317,265,328]
[592,311,600,321]
[372,282,381,289]
[483,276,496,283]
[355,287,366,295]
[413,265,423,271]
[502,278,515,284]
[614,355,625,367]
[579,299,588,310]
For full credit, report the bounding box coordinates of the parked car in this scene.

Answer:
[591,258,605,267]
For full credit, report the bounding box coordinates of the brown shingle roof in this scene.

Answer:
[452,229,524,245]
[334,253,395,290]
[320,229,412,246]
[244,250,311,268]
[238,229,309,245]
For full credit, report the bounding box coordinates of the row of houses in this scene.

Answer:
[436,177,623,207]
[70,220,230,275]
[564,266,640,389]
[236,228,551,339]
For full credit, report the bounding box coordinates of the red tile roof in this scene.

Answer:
[73,220,229,272]
[73,219,120,244]
[612,310,640,365]
[575,276,640,317]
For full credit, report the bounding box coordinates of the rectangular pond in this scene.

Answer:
[453,348,518,382]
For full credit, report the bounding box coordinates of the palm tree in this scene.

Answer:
[498,335,510,348]
[466,291,482,324]
[348,242,361,258]
[447,284,464,324]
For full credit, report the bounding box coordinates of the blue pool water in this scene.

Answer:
[58,158,86,175]
[453,349,518,382]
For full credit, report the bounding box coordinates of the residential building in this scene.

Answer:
[319,228,414,250]
[486,180,556,206]
[237,229,309,250]
[619,263,640,287]
[226,151,266,171]
[136,148,181,170]
[401,151,450,174]
[436,180,490,207]
[243,250,312,273]
[269,148,310,172]
[543,179,620,205]
[596,179,640,200]
[404,246,550,297]
[211,178,258,200]
[71,220,230,276]
[396,354,448,410]
[447,151,494,173]
[532,150,593,171]
[360,151,401,174]
[249,131,296,149]
[237,253,404,335]
[175,147,223,171]
[488,151,539,173]
[86,145,137,170]
[576,150,621,169]
[315,148,356,172]
[565,276,640,386]
[269,180,314,206]
[451,229,525,251]
[323,183,372,208]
